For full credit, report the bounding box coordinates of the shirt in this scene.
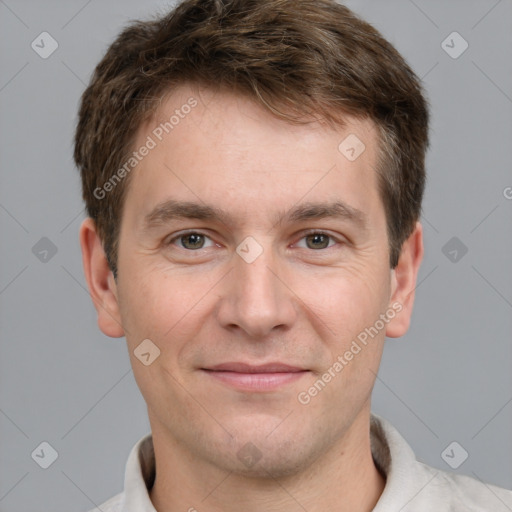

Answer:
[88,414,512,511]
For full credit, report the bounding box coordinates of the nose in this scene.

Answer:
[215,243,297,339]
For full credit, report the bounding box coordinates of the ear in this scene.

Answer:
[385,222,424,338]
[79,217,125,338]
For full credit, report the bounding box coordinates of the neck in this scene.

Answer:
[149,410,385,512]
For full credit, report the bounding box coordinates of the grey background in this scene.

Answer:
[0,0,511,510]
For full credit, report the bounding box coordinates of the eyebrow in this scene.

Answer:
[142,199,368,231]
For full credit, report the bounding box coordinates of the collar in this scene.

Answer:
[120,414,428,512]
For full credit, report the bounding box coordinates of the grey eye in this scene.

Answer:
[178,233,207,250]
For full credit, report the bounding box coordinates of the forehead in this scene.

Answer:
[147,84,378,152]
[123,84,383,228]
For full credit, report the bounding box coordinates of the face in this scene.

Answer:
[83,84,420,477]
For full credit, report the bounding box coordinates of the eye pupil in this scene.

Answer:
[306,234,329,249]
[181,233,204,249]
[175,233,333,251]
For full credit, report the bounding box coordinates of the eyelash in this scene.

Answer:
[165,230,344,251]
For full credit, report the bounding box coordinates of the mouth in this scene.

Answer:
[201,362,309,392]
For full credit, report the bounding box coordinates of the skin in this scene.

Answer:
[80,83,423,512]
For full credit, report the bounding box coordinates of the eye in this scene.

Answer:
[168,231,216,250]
[295,232,339,250]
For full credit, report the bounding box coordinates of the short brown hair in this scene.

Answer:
[74,0,429,278]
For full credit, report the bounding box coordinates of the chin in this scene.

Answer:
[208,421,334,480]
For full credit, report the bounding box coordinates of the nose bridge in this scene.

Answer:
[238,249,277,304]
[217,237,296,337]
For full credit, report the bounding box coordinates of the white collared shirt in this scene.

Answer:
[88,415,512,511]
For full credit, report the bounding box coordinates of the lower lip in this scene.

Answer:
[202,370,308,391]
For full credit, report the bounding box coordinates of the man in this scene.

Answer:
[75,0,512,510]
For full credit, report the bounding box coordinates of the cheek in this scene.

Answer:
[299,271,389,412]
[118,267,217,362]
[298,262,391,338]
[119,270,209,408]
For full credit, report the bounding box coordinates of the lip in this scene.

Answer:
[201,362,309,391]
[207,362,305,373]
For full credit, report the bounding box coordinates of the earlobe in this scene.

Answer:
[79,218,125,338]
[385,222,424,338]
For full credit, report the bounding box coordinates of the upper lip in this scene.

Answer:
[203,362,306,373]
